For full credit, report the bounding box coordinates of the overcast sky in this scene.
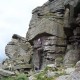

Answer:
[0,0,47,62]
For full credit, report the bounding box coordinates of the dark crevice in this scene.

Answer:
[74,2,80,18]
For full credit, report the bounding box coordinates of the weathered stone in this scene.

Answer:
[14,64,32,70]
[4,34,33,72]
[47,70,56,78]
[64,68,75,74]
[55,68,80,80]
[76,13,80,26]
[70,71,80,80]
[66,45,74,51]
[0,68,15,77]
[75,61,80,71]
[26,0,68,41]
[5,34,32,59]
[63,49,80,68]
[56,75,71,80]
[29,75,36,80]
[3,0,80,76]
[2,58,16,71]
[27,18,66,41]
[55,56,64,67]
[47,64,56,68]
[0,63,2,68]
[26,0,75,70]
[42,53,64,68]
[64,0,80,7]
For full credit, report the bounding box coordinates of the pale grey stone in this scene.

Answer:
[0,68,15,77]
[75,61,80,71]
[56,75,71,80]
[63,49,80,68]
[4,34,33,72]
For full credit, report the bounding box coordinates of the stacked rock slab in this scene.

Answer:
[4,34,33,73]
[26,0,80,70]
[26,0,68,70]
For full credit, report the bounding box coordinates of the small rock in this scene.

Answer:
[65,68,75,74]
[29,75,36,80]
[47,70,56,77]
[47,64,56,68]
[75,61,80,71]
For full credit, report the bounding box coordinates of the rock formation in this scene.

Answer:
[3,34,33,73]
[1,0,80,78]
[26,0,67,70]
[26,0,80,70]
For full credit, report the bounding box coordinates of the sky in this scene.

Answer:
[0,0,47,62]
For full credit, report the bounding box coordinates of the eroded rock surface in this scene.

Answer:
[63,49,80,68]
[26,0,68,70]
[3,34,33,73]
[1,0,80,78]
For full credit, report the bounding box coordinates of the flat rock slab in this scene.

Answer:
[0,68,15,77]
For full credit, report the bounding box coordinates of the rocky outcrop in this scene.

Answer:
[26,0,66,41]
[26,0,80,70]
[26,0,67,70]
[5,34,32,59]
[3,34,33,73]
[1,0,80,78]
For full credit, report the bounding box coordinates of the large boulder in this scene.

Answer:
[26,0,68,70]
[4,34,33,72]
[63,49,80,68]
[5,34,32,59]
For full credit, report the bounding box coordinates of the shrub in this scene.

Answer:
[16,73,28,80]
[1,73,28,80]
[1,76,14,80]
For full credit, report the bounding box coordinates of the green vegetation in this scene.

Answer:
[1,76,14,80]
[34,66,67,80]
[16,73,28,80]
[1,66,68,80]
[1,73,28,80]
[35,72,55,80]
